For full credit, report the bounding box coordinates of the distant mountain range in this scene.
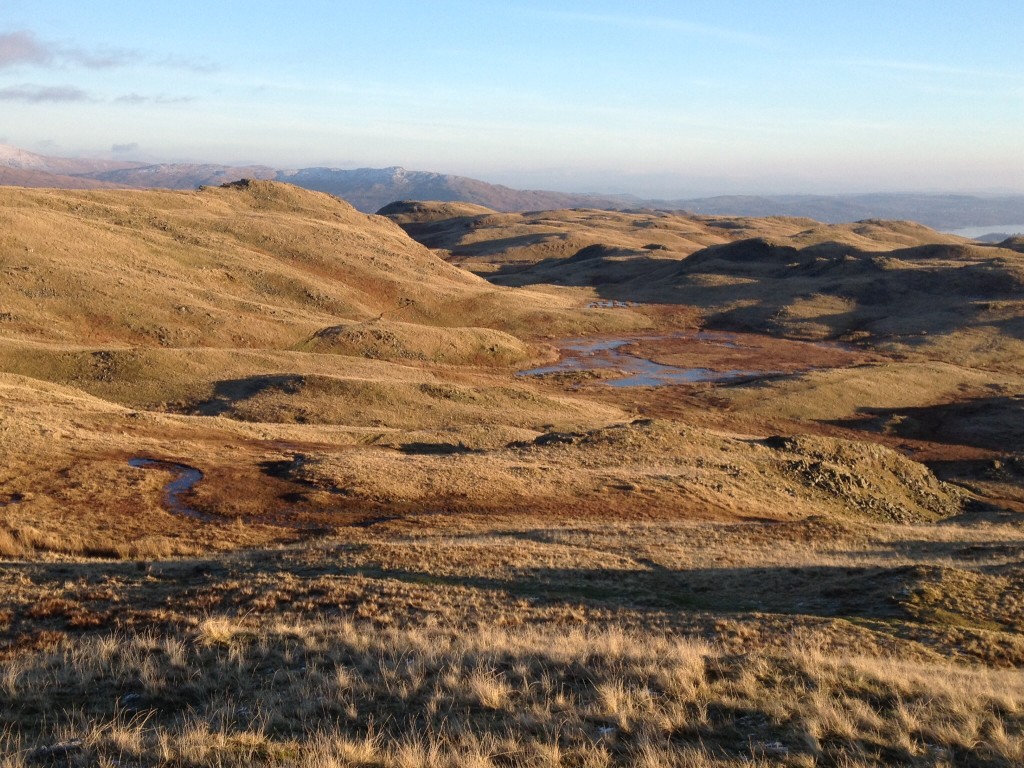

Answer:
[2,144,1022,230]
[0,144,630,213]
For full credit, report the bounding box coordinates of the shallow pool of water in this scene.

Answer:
[519,333,769,387]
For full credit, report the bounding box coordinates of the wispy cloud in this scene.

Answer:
[0,31,52,67]
[0,84,192,105]
[527,10,773,47]
[0,84,91,102]
[66,46,139,69]
[0,30,138,69]
[158,54,220,74]
[113,93,147,105]
[0,29,217,73]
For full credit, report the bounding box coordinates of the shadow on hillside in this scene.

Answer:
[831,395,1024,452]
[189,375,306,416]
[396,218,480,249]
[384,562,917,619]
[396,442,481,455]
[394,219,563,255]
[486,250,670,298]
[449,232,565,258]
[484,241,1024,341]
[5,551,1020,640]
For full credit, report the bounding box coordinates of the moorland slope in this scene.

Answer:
[3,184,1024,766]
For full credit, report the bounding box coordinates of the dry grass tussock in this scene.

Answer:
[2,620,1022,767]
[2,504,1023,764]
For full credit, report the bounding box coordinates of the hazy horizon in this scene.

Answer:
[2,1,1023,199]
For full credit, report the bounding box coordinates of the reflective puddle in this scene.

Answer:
[519,332,769,388]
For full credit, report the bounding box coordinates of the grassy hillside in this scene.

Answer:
[0,182,657,402]
[0,181,632,347]
[382,204,969,275]
[2,187,1023,766]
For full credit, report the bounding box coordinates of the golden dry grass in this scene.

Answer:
[2,598,1022,766]
[3,476,1024,764]
[0,182,648,357]
[3,184,1024,766]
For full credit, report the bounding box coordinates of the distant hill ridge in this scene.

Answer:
[0,144,630,214]
[1,143,1023,228]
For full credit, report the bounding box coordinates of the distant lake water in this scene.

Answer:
[945,224,1024,239]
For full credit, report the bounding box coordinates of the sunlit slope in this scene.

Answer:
[0,181,644,353]
[381,203,734,271]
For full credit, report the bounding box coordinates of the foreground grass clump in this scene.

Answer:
[2,620,1022,767]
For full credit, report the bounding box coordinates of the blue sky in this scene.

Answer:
[1,1,1022,196]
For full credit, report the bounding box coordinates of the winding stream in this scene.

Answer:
[128,458,214,522]
[128,457,365,530]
